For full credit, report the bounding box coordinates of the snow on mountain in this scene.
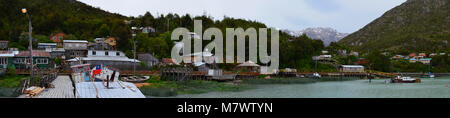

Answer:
[284,27,349,46]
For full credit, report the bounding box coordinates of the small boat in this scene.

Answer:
[312,72,321,78]
[391,76,421,83]
[425,72,435,78]
[122,76,150,83]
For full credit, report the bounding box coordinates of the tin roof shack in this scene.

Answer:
[13,50,52,69]
[63,40,88,59]
[45,48,65,59]
[236,61,261,73]
[339,65,364,73]
[138,53,159,67]
[49,32,65,47]
[0,51,18,69]
[66,50,140,70]
[0,41,9,49]
[88,38,112,50]
[37,43,57,49]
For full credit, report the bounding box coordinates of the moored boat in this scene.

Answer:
[391,76,421,83]
[122,76,150,83]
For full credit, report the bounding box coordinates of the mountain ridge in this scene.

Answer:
[284,27,349,46]
[339,0,449,52]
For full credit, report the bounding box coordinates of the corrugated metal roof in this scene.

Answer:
[15,50,51,57]
[237,61,260,67]
[0,51,18,57]
[63,40,88,43]
[340,65,364,68]
[38,43,57,45]
[67,56,140,62]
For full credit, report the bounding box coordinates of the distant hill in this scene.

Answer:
[0,0,130,49]
[284,27,348,46]
[339,0,449,52]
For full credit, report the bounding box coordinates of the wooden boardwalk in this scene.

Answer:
[75,81,145,98]
[18,75,75,98]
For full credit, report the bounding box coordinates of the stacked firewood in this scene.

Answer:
[24,86,46,97]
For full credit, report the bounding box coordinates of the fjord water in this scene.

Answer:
[174,76,450,98]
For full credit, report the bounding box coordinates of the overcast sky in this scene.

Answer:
[78,0,406,33]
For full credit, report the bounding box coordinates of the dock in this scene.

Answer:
[18,75,145,98]
[75,82,145,98]
[18,75,75,98]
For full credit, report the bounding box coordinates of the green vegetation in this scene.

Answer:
[431,55,450,72]
[392,59,428,72]
[0,0,331,72]
[139,76,250,97]
[339,0,449,52]
[280,34,325,71]
[0,75,27,88]
[365,51,392,72]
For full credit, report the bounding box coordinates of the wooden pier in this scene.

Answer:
[75,82,145,98]
[18,75,75,98]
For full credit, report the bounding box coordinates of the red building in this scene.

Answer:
[49,32,65,47]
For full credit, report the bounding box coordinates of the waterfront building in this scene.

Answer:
[45,48,65,59]
[339,65,364,73]
[13,50,52,69]
[37,43,57,49]
[66,50,140,70]
[138,53,159,67]
[236,61,261,73]
[0,50,18,69]
[63,40,88,59]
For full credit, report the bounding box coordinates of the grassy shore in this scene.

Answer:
[139,76,251,97]
[0,75,27,88]
[0,75,27,97]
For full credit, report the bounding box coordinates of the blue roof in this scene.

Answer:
[420,58,432,61]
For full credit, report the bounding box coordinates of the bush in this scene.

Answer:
[6,65,16,76]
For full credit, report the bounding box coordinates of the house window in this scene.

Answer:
[0,58,7,65]
[116,52,120,56]
[36,58,48,64]
[105,51,109,56]
[93,51,96,55]
[14,58,24,64]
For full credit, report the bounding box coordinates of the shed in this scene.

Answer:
[237,61,260,72]
[339,65,364,73]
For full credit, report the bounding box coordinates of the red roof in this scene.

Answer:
[49,32,65,43]
[15,50,51,57]
[356,58,369,65]
[162,58,176,64]
[409,53,417,57]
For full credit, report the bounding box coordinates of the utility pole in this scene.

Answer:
[167,19,170,32]
[131,27,137,77]
[22,8,34,85]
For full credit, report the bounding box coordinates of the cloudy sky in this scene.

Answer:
[78,0,406,33]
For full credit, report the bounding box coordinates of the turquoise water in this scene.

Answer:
[173,76,450,98]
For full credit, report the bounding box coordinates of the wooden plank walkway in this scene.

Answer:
[18,75,75,98]
[75,81,145,98]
